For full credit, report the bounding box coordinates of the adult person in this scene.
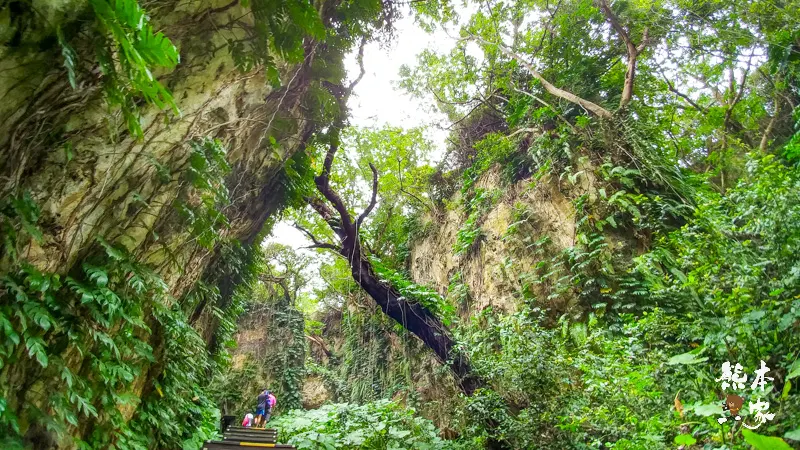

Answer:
[254,389,277,427]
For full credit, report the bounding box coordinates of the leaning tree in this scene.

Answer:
[295,47,482,395]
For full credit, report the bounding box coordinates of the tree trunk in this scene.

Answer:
[306,104,484,394]
[350,249,482,395]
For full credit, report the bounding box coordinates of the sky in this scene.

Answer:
[266,9,462,284]
[346,17,454,152]
[263,3,770,294]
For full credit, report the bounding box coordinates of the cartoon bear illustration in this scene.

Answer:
[723,394,744,418]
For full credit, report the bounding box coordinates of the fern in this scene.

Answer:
[72,0,182,138]
[176,138,232,249]
[57,27,79,89]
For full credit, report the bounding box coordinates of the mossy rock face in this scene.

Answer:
[409,167,579,318]
[0,0,323,278]
[0,0,326,444]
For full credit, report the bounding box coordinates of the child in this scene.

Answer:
[242,412,254,427]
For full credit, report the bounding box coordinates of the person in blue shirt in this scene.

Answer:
[254,389,276,427]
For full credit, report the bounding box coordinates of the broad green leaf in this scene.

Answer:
[787,359,800,380]
[669,267,688,283]
[688,402,722,417]
[742,429,792,450]
[667,351,708,365]
[674,434,696,445]
[785,429,800,441]
[25,335,48,368]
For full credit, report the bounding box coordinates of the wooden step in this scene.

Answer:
[226,427,277,433]
[202,441,295,449]
[225,429,278,436]
[222,431,278,439]
[223,434,277,443]
[225,430,278,436]
[224,431,277,436]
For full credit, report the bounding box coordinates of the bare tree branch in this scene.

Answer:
[469,36,613,119]
[596,0,649,110]
[306,335,333,357]
[306,242,343,251]
[393,159,436,215]
[724,61,751,127]
[598,0,631,44]
[314,38,371,238]
[315,142,356,236]
[512,88,577,132]
[661,73,706,113]
[760,95,782,153]
[758,68,797,109]
[356,163,379,228]
[348,36,368,93]
[261,274,293,304]
[294,222,342,252]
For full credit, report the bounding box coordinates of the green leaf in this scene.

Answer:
[688,402,722,416]
[787,359,800,380]
[61,367,75,389]
[667,350,708,365]
[769,288,785,297]
[741,429,792,450]
[674,434,696,445]
[57,27,79,90]
[84,264,109,287]
[669,267,688,283]
[96,236,127,261]
[389,427,412,439]
[782,379,791,399]
[25,335,49,368]
[64,410,79,427]
[784,428,800,441]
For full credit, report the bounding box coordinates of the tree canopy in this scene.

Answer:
[1,0,800,449]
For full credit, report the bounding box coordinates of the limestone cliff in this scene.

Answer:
[1,0,313,298]
[410,166,579,316]
[0,0,353,446]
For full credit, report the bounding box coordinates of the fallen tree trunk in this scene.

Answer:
[301,71,483,394]
[307,179,483,395]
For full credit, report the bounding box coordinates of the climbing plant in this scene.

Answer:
[0,221,212,448]
[55,0,180,138]
[176,138,232,250]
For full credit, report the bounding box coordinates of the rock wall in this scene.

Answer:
[1,0,314,294]
[0,0,334,445]
[410,166,580,316]
[229,303,329,413]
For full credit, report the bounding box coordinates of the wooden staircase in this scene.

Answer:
[202,420,295,449]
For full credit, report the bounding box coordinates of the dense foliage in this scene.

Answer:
[1,0,387,446]
[3,0,800,448]
[270,400,475,449]
[266,0,800,449]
